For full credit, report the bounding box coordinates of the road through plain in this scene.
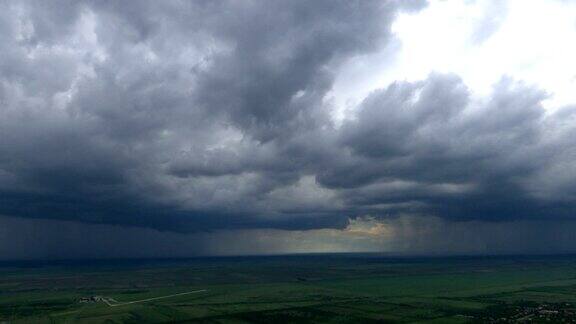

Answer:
[102,289,207,307]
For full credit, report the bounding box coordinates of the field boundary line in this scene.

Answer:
[103,289,207,307]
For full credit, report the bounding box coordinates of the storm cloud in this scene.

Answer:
[1,0,576,251]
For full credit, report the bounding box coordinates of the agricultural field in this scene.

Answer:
[2,254,576,323]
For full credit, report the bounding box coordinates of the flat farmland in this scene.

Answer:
[2,255,576,323]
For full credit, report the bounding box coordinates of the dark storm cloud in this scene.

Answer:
[1,0,576,236]
[0,0,423,231]
[327,74,576,221]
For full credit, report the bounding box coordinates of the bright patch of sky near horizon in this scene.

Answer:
[333,0,576,121]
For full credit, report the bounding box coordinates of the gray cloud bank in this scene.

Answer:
[3,214,576,260]
[1,0,576,250]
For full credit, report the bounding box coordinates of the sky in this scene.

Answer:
[1,0,576,259]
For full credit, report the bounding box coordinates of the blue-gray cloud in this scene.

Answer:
[1,0,576,240]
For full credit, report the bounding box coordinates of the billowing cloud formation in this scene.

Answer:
[1,0,576,242]
[330,75,576,221]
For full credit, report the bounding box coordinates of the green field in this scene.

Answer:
[2,255,576,323]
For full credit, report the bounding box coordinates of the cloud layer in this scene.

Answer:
[1,0,576,244]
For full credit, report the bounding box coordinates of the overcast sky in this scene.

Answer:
[2,0,576,259]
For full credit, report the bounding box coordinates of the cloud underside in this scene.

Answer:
[3,214,576,259]
[1,0,576,235]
